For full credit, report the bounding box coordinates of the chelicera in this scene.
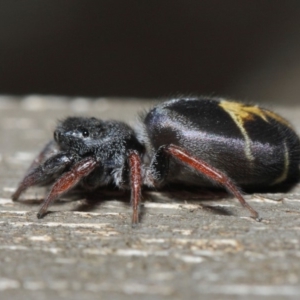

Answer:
[12,97,300,225]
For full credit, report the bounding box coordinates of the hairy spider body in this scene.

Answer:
[12,97,300,225]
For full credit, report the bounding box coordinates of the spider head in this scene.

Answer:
[54,117,107,154]
[54,116,144,159]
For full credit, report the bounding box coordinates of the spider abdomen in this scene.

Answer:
[143,98,300,188]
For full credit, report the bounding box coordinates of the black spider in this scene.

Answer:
[12,97,300,225]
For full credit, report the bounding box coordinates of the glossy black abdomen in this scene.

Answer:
[144,98,300,188]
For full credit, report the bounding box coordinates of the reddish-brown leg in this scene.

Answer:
[165,144,261,221]
[37,157,98,218]
[128,151,142,226]
[12,171,41,201]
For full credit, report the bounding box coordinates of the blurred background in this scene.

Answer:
[1,1,300,103]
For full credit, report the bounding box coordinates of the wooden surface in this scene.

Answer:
[1,96,300,300]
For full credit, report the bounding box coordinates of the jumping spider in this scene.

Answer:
[12,97,300,225]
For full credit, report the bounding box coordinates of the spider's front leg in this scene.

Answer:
[37,156,98,218]
[12,152,75,201]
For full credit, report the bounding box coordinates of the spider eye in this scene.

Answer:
[82,130,89,137]
[79,128,89,137]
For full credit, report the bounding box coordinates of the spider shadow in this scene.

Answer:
[145,185,234,217]
[15,185,238,220]
[15,181,298,221]
[72,188,131,212]
[14,187,132,218]
[71,184,234,221]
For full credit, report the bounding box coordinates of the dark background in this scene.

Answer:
[1,1,300,102]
